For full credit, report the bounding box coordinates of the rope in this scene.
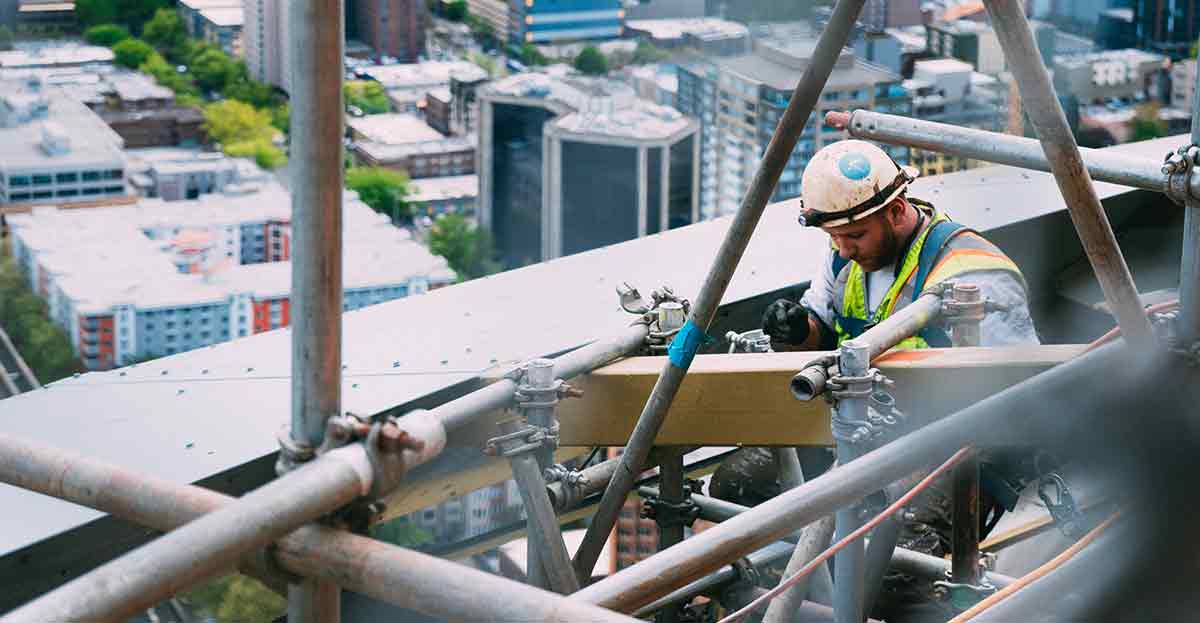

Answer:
[716,447,974,623]
[946,511,1120,623]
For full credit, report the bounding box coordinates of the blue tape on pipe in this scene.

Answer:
[667,320,714,369]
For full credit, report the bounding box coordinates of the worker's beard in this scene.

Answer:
[857,220,901,273]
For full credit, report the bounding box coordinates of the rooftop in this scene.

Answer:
[408,175,478,203]
[1053,47,1168,70]
[178,0,242,9]
[484,73,695,140]
[199,6,244,27]
[346,113,446,144]
[0,87,125,171]
[353,136,475,162]
[718,43,900,92]
[357,61,489,91]
[0,44,113,69]
[624,18,749,41]
[105,72,175,103]
[9,184,454,312]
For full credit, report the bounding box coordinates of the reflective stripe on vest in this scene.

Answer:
[831,211,1023,349]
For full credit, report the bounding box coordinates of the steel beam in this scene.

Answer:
[570,343,1135,613]
[556,345,1085,446]
[571,0,869,581]
[827,109,1165,193]
[983,0,1154,348]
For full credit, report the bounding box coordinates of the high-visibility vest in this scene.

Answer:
[829,201,1026,349]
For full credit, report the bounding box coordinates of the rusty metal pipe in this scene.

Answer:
[0,431,643,623]
[982,0,1154,348]
[571,0,870,581]
[571,343,1130,613]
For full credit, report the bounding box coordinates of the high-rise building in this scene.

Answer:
[906,58,1008,177]
[353,0,426,62]
[466,0,512,42]
[862,0,924,33]
[479,73,699,269]
[676,41,910,219]
[243,0,291,91]
[1172,58,1197,111]
[509,0,623,44]
[1132,0,1200,59]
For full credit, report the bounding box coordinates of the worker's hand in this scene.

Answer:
[761,299,811,345]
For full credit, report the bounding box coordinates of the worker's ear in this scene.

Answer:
[885,198,906,225]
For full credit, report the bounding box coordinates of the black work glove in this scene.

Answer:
[760,298,811,345]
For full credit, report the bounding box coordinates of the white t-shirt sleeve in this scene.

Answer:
[799,248,838,332]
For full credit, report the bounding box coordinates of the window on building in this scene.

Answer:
[105,186,124,194]
[55,172,78,183]
[31,174,52,185]
[82,187,102,195]
[32,190,52,199]
[10,193,30,201]
[105,169,123,180]
[82,171,101,182]
[56,189,79,197]
[10,175,30,187]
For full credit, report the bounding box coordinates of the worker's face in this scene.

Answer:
[824,201,905,273]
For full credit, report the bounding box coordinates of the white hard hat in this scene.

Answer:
[799,140,918,228]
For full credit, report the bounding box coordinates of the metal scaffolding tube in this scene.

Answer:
[632,541,796,617]
[3,444,372,623]
[764,450,833,623]
[832,339,870,623]
[438,324,649,431]
[571,0,867,581]
[655,448,687,623]
[289,0,345,617]
[571,342,1131,613]
[982,0,1154,348]
[0,432,642,623]
[1179,57,1200,344]
[825,110,1165,193]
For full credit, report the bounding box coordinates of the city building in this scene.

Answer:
[0,43,113,71]
[100,107,208,149]
[347,113,476,177]
[1132,0,1200,59]
[353,0,426,62]
[6,185,455,370]
[861,0,924,33]
[466,0,512,42]
[1052,48,1167,105]
[625,0,703,19]
[508,0,623,44]
[357,61,489,115]
[412,480,524,543]
[626,64,678,108]
[13,0,75,30]
[0,0,16,30]
[126,149,271,201]
[425,88,452,135]
[408,174,477,218]
[926,19,1058,75]
[906,58,1007,176]
[450,71,488,137]
[1171,59,1196,111]
[178,0,243,56]
[1095,8,1137,51]
[676,40,910,218]
[243,0,291,91]
[0,84,129,211]
[623,18,749,56]
[480,73,699,269]
[855,25,928,77]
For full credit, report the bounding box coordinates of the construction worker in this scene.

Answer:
[712,140,1040,621]
[761,139,1038,350]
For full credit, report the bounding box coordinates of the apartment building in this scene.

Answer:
[676,41,909,218]
[7,185,454,369]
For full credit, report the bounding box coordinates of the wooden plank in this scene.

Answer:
[555,345,1086,446]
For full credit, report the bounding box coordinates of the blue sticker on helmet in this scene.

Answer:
[838,153,871,180]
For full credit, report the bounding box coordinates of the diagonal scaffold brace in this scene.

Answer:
[571,0,873,584]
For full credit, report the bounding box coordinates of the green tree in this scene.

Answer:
[181,574,285,623]
[465,15,497,49]
[0,253,83,383]
[225,139,288,170]
[141,8,187,55]
[0,25,14,51]
[83,23,130,46]
[76,0,168,33]
[445,0,468,21]
[346,167,412,223]
[140,51,199,96]
[573,45,608,75]
[190,48,238,92]
[469,51,495,76]
[269,103,290,135]
[203,99,276,145]
[112,38,155,69]
[518,42,548,66]
[370,516,434,547]
[223,64,281,108]
[428,213,500,280]
[632,41,670,65]
[1131,103,1167,142]
[344,80,391,114]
